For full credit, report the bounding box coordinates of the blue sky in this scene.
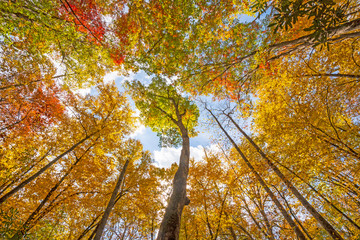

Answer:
[79,12,257,167]
[84,71,215,168]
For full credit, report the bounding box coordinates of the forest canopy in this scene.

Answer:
[0,0,359,239]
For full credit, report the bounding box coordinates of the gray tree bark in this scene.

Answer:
[93,158,130,240]
[225,113,343,240]
[0,131,98,205]
[207,108,307,240]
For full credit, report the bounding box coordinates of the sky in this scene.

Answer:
[77,70,216,168]
[74,14,258,168]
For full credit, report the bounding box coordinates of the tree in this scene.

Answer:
[224,111,343,239]
[206,106,307,240]
[126,76,199,240]
[181,151,239,240]
[0,0,118,90]
[93,139,143,240]
[1,0,360,238]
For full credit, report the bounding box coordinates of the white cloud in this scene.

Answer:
[153,147,182,168]
[74,87,92,96]
[153,144,220,168]
[190,145,206,163]
[129,123,145,138]
[205,144,222,153]
[103,71,120,84]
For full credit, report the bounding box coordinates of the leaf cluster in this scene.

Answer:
[269,0,348,44]
[125,76,199,145]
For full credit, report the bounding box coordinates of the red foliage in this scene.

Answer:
[108,13,138,65]
[59,0,134,66]
[110,52,125,65]
[59,0,106,44]
[259,61,270,70]
[0,82,66,139]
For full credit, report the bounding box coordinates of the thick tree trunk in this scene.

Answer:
[156,125,190,240]
[207,108,307,240]
[93,158,130,240]
[225,113,344,240]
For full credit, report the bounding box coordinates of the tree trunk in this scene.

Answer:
[228,225,237,240]
[93,158,130,240]
[0,147,52,195]
[11,143,95,239]
[77,189,127,240]
[253,198,275,240]
[156,124,190,240]
[0,132,97,205]
[225,113,344,240]
[231,216,255,240]
[272,185,313,240]
[207,108,307,240]
[275,160,360,230]
[241,197,269,238]
[77,214,101,240]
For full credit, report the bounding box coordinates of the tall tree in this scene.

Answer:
[224,111,343,240]
[93,139,143,240]
[126,76,199,240]
[205,106,307,240]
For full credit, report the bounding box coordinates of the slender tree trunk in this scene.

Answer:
[213,186,228,240]
[77,214,101,240]
[0,132,97,205]
[274,159,360,230]
[199,18,360,84]
[204,194,214,239]
[77,189,127,240]
[230,215,255,240]
[11,168,74,240]
[156,123,190,240]
[276,158,360,230]
[0,147,52,195]
[151,218,155,240]
[225,113,344,240]
[11,144,95,239]
[93,158,130,240]
[228,225,237,240]
[88,225,98,240]
[253,198,275,240]
[206,108,307,240]
[241,198,268,238]
[272,185,313,240]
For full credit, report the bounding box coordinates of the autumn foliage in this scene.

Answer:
[59,0,106,44]
[1,0,360,239]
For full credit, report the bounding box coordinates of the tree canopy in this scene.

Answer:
[1,0,360,239]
